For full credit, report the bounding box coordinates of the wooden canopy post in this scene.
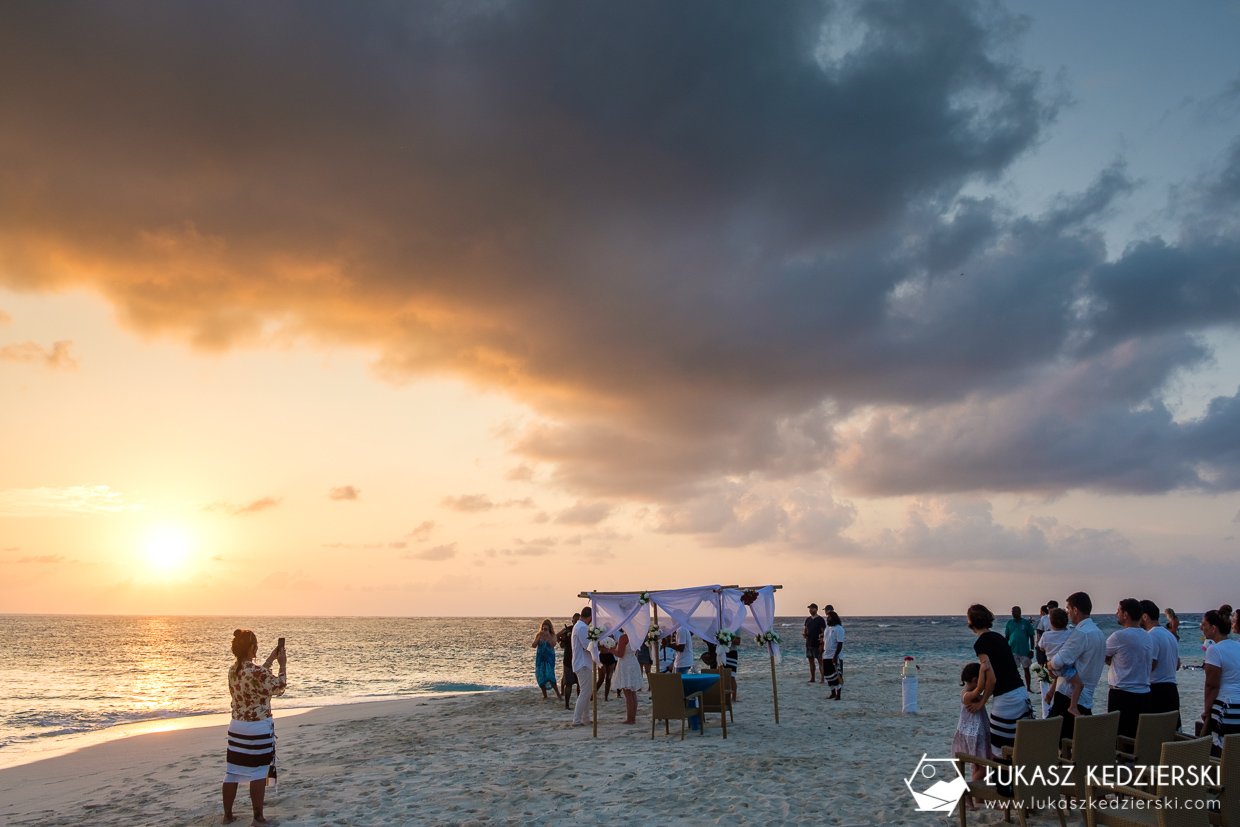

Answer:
[591,661,598,738]
[716,589,727,740]
[769,641,780,724]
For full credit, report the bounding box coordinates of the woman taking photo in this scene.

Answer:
[531,619,562,701]
[223,630,286,826]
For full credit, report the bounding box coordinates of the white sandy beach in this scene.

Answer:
[0,664,1208,826]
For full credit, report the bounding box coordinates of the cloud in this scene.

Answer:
[17,554,65,563]
[203,496,282,516]
[0,485,143,517]
[441,494,494,513]
[0,310,10,324]
[440,494,535,513]
[406,520,436,541]
[1,2,1237,511]
[388,541,407,549]
[404,542,457,561]
[505,464,535,482]
[551,501,613,526]
[328,485,360,501]
[0,340,77,370]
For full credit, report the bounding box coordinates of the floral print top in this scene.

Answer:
[228,660,287,721]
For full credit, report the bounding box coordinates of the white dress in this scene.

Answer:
[613,640,643,691]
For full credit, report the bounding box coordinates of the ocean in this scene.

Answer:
[0,612,1209,765]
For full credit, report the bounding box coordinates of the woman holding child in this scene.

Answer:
[965,604,1031,756]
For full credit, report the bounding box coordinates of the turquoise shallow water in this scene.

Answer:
[0,612,1209,758]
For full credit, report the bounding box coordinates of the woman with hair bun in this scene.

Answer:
[222,629,286,825]
[965,603,1031,757]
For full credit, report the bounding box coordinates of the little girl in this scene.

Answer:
[952,662,990,810]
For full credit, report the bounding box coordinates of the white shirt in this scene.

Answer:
[824,625,845,657]
[673,628,694,669]
[1147,625,1179,685]
[1041,628,1071,661]
[1051,617,1106,709]
[1205,638,1240,705]
[1035,615,1051,635]
[571,619,596,672]
[1105,626,1153,693]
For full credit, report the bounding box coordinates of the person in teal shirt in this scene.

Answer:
[1004,606,1036,691]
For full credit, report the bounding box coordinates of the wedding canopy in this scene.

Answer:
[576,584,783,738]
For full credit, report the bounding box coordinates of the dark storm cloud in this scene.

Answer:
[1,1,1238,512]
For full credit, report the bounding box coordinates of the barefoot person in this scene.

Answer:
[803,603,826,683]
[965,604,1031,757]
[532,619,563,701]
[613,628,642,724]
[223,630,286,826]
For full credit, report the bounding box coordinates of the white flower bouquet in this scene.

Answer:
[1031,663,1051,684]
[715,630,739,647]
[645,625,661,643]
[587,626,606,641]
[599,636,617,650]
[638,591,651,606]
[754,630,782,646]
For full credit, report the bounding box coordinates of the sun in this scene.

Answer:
[145,526,191,570]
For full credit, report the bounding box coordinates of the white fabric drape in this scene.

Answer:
[649,586,723,648]
[733,585,780,663]
[588,592,651,656]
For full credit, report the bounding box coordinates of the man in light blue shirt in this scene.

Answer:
[1049,591,1106,740]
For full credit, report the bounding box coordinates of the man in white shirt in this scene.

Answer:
[1034,599,1057,666]
[571,606,599,727]
[1105,597,1153,739]
[1139,598,1180,729]
[1049,592,1106,740]
[672,627,695,674]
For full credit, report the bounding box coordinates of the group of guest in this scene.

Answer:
[802,602,845,699]
[957,593,1240,766]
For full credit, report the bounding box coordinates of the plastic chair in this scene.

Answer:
[1087,736,1213,827]
[648,673,704,740]
[1209,733,1240,827]
[957,716,1068,827]
[1060,711,1121,807]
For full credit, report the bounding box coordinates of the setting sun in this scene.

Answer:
[144,527,190,570]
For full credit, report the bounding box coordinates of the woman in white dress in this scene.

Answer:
[613,628,643,724]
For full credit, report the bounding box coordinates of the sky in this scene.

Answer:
[1,1,1239,618]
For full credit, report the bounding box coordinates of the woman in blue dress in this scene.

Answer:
[532,619,562,700]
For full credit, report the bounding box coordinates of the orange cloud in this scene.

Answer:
[0,340,76,370]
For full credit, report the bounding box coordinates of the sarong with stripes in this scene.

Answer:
[988,687,1032,754]
[1210,698,1240,750]
[224,717,275,783]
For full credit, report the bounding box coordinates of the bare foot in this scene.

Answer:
[251,818,269,827]
[222,817,237,825]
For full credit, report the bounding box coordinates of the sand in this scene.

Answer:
[0,663,1209,826]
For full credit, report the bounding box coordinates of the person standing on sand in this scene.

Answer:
[823,611,844,700]
[965,604,1030,757]
[558,613,580,710]
[532,619,562,701]
[223,629,286,827]
[571,607,598,727]
[804,603,826,683]
[1047,591,1106,741]
[1140,599,1180,729]
[1004,606,1035,691]
[1105,598,1153,739]
[612,628,642,724]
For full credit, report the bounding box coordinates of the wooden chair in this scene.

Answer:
[1118,711,1181,767]
[648,673,704,740]
[1060,711,1122,808]
[1087,736,1213,827]
[956,717,1068,827]
[1209,734,1240,827]
[700,668,734,724]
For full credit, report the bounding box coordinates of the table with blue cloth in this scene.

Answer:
[680,674,719,731]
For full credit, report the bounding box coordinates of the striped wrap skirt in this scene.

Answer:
[823,658,840,687]
[988,687,1033,755]
[224,717,276,784]
[1210,698,1240,750]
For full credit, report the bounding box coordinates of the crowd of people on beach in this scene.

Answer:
[950,593,1240,809]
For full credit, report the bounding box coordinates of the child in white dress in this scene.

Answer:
[952,662,990,810]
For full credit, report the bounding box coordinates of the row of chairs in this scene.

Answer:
[957,711,1238,827]
[648,669,734,740]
